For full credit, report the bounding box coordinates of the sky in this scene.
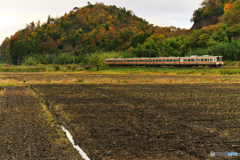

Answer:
[0,0,203,44]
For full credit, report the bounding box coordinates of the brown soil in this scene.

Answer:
[0,86,82,159]
[33,84,240,159]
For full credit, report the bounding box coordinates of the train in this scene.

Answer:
[105,55,224,67]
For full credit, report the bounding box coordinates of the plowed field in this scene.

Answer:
[33,84,240,159]
[0,86,82,159]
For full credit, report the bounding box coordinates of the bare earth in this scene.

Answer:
[0,86,82,159]
[1,73,240,159]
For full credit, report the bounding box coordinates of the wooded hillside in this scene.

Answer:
[1,1,240,64]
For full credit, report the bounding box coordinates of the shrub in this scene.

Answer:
[75,68,84,71]
[84,66,92,70]
[77,79,83,82]
[72,66,77,71]
[66,65,72,69]
[53,66,60,71]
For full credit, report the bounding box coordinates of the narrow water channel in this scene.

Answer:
[61,126,90,160]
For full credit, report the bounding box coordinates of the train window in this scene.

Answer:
[188,59,190,62]
[210,59,212,61]
[196,59,198,62]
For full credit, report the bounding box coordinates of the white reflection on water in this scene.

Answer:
[61,126,90,160]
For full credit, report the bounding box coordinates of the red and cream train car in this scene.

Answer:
[105,55,224,67]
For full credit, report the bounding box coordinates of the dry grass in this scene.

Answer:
[0,73,240,86]
[0,88,6,96]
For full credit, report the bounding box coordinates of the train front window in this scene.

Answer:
[217,57,219,61]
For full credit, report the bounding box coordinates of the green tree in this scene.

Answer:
[47,15,51,24]
[87,54,106,71]
[0,37,10,59]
